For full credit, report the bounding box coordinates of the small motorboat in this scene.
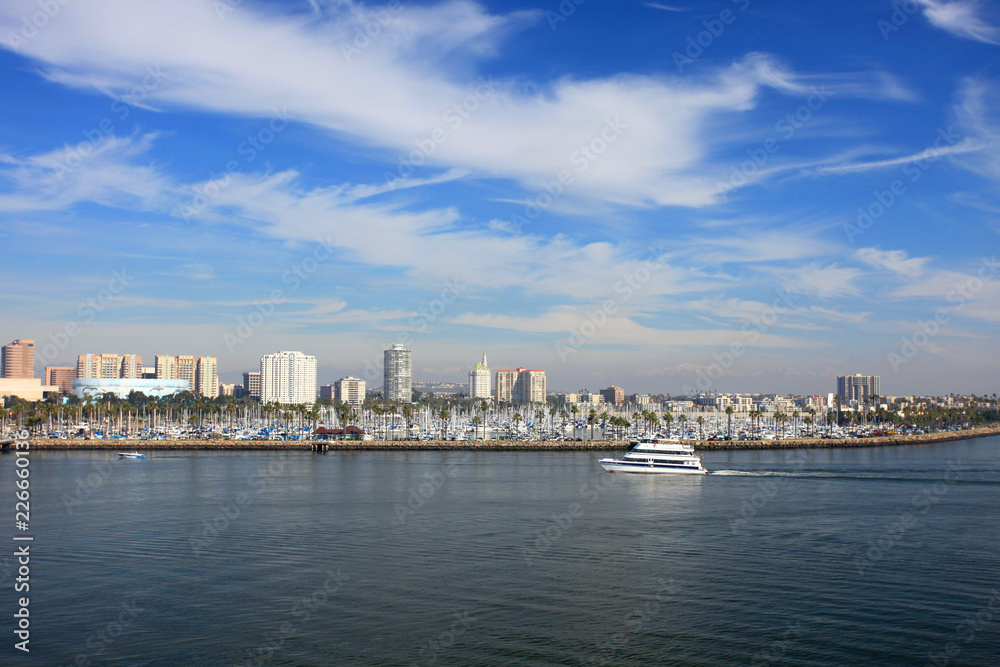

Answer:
[118,452,146,459]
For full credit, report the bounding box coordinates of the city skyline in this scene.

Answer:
[1,1,999,395]
[0,331,990,399]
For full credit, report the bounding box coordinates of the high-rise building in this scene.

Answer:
[523,369,546,404]
[383,343,412,403]
[219,383,235,396]
[1,339,34,378]
[120,354,143,379]
[45,366,76,393]
[496,369,518,403]
[77,353,125,379]
[155,354,214,396]
[600,385,624,405]
[195,357,218,398]
[243,371,261,400]
[334,376,366,407]
[837,374,880,402]
[177,355,196,392]
[260,351,317,405]
[495,367,547,403]
[469,352,491,399]
[155,355,177,381]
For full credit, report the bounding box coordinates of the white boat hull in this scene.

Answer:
[599,459,707,474]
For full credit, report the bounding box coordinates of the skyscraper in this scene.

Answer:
[195,357,219,398]
[2,339,34,378]
[154,354,215,397]
[260,351,317,405]
[469,352,491,399]
[383,343,412,403]
[120,354,143,379]
[78,353,130,379]
[495,367,547,403]
[836,374,880,401]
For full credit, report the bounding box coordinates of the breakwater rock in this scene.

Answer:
[18,426,1000,452]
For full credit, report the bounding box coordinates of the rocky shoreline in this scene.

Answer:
[12,425,1000,451]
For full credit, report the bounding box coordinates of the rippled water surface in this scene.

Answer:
[3,437,1000,665]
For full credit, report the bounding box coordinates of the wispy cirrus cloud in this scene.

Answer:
[809,138,982,175]
[855,248,931,279]
[0,0,914,209]
[915,0,1000,44]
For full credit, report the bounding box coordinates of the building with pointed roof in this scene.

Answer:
[469,351,491,399]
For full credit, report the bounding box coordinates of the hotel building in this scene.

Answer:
[496,367,547,404]
[194,357,218,398]
[1,339,34,378]
[837,374,880,402]
[78,353,144,380]
[469,352,491,399]
[260,351,317,405]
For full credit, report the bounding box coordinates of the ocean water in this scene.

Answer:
[3,437,1000,666]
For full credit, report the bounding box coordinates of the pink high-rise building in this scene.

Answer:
[2,339,35,378]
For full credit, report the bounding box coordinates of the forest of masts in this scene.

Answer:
[3,391,998,440]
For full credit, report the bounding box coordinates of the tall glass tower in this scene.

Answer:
[384,343,412,402]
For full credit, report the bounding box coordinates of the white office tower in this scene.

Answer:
[260,351,318,405]
[383,343,412,402]
[469,352,491,399]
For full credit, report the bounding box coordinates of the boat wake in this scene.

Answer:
[708,469,1000,484]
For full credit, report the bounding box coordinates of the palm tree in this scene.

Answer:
[696,415,705,440]
[511,412,522,439]
[438,408,451,440]
[587,409,597,441]
[662,411,674,437]
[479,400,490,440]
[678,413,688,437]
[402,404,414,440]
[725,405,734,439]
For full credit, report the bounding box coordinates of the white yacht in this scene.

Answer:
[599,436,707,475]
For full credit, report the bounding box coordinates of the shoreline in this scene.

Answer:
[11,425,1000,451]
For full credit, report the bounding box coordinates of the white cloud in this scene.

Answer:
[950,78,1000,182]
[774,263,863,298]
[915,0,1000,44]
[450,307,819,348]
[0,0,913,208]
[855,248,930,279]
[0,133,173,212]
[809,137,983,175]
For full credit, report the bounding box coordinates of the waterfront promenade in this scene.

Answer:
[17,425,1000,451]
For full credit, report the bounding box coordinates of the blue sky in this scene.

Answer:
[1,0,998,396]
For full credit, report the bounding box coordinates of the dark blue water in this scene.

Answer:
[3,438,1000,666]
